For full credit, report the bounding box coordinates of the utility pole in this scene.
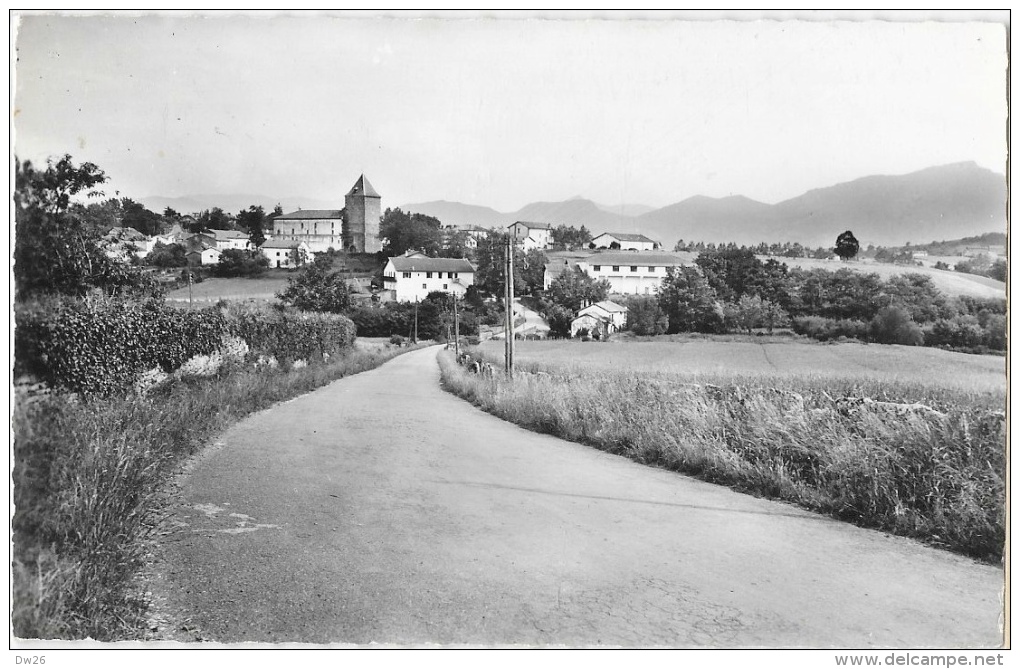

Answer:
[414,298,419,344]
[504,235,515,377]
[188,270,193,307]
[453,292,460,358]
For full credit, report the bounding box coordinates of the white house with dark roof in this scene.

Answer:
[207,228,252,251]
[383,256,475,302]
[570,300,629,339]
[591,232,660,251]
[544,251,692,295]
[508,221,553,251]
[186,244,223,266]
[261,239,314,269]
[272,209,344,253]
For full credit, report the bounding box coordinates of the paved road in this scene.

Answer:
[154,346,1003,646]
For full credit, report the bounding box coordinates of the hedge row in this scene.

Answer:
[15,298,356,398]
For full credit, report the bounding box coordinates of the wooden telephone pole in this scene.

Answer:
[453,292,460,358]
[504,235,515,377]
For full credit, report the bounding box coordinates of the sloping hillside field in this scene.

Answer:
[763,257,1005,299]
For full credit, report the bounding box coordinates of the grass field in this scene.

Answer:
[443,336,1006,561]
[164,276,290,303]
[762,256,1006,299]
[478,336,1005,394]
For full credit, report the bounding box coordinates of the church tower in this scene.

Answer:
[343,175,382,253]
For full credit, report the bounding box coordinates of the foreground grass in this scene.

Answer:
[439,349,1005,563]
[12,344,414,640]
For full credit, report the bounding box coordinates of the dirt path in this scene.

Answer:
[153,346,1003,646]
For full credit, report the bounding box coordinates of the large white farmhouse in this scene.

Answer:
[545,251,693,295]
[383,256,475,302]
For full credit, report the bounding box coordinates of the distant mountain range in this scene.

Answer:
[139,162,1006,248]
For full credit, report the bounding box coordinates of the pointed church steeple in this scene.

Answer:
[347,174,380,199]
[343,174,382,253]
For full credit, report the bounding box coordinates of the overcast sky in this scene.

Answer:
[13,11,1008,212]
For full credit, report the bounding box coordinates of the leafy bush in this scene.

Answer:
[15,298,357,398]
[870,306,924,346]
[792,316,869,342]
[212,249,269,278]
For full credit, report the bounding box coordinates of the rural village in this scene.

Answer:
[10,13,1009,658]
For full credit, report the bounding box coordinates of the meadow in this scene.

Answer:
[448,336,1005,562]
[763,256,1006,299]
[164,276,290,303]
[478,336,1005,394]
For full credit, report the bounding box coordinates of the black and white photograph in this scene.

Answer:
[9,9,1010,660]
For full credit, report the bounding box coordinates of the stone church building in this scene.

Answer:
[272,175,382,253]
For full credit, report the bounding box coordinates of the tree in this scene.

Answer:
[834,230,860,261]
[657,266,723,333]
[276,261,352,313]
[625,295,668,336]
[237,205,268,248]
[473,231,525,297]
[145,241,188,268]
[120,198,163,236]
[379,207,443,256]
[288,245,309,268]
[551,225,592,251]
[519,249,548,296]
[14,155,158,300]
[870,306,923,345]
[545,267,611,312]
[212,249,269,277]
[544,304,574,339]
[197,207,231,231]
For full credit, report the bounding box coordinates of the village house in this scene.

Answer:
[570,300,629,339]
[207,228,252,251]
[186,244,222,266]
[261,239,314,269]
[590,232,660,251]
[382,256,476,302]
[545,251,692,295]
[508,221,553,251]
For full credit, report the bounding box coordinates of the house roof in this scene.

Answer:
[105,226,147,241]
[276,209,343,220]
[581,251,690,266]
[586,300,629,313]
[262,239,309,249]
[187,244,221,256]
[389,257,475,273]
[595,232,658,244]
[510,221,553,230]
[347,174,380,198]
[208,228,250,240]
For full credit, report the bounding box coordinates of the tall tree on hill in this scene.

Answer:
[197,207,231,231]
[835,230,860,261]
[546,266,611,312]
[120,198,163,236]
[473,231,525,297]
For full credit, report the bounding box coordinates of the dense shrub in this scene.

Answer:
[212,249,270,278]
[224,302,356,363]
[15,297,227,398]
[15,298,357,398]
[791,316,869,342]
[869,306,924,346]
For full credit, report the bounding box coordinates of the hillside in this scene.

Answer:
[636,195,777,246]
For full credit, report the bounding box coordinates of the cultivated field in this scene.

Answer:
[478,336,1005,394]
[164,276,290,303]
[761,256,1006,299]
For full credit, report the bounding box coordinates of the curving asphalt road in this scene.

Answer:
[152,346,1003,647]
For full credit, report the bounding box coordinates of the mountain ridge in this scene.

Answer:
[139,162,1005,247]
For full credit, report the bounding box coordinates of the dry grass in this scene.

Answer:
[164,276,290,303]
[439,347,1005,562]
[477,336,1005,394]
[12,344,414,640]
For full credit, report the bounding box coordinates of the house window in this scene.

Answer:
[443,284,448,290]
[593,265,601,271]
[630,266,638,272]
[423,283,427,289]
[426,272,433,278]
[402,272,411,278]
[450,272,458,278]
[612,266,620,272]
[437,272,443,279]
[648,267,656,272]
